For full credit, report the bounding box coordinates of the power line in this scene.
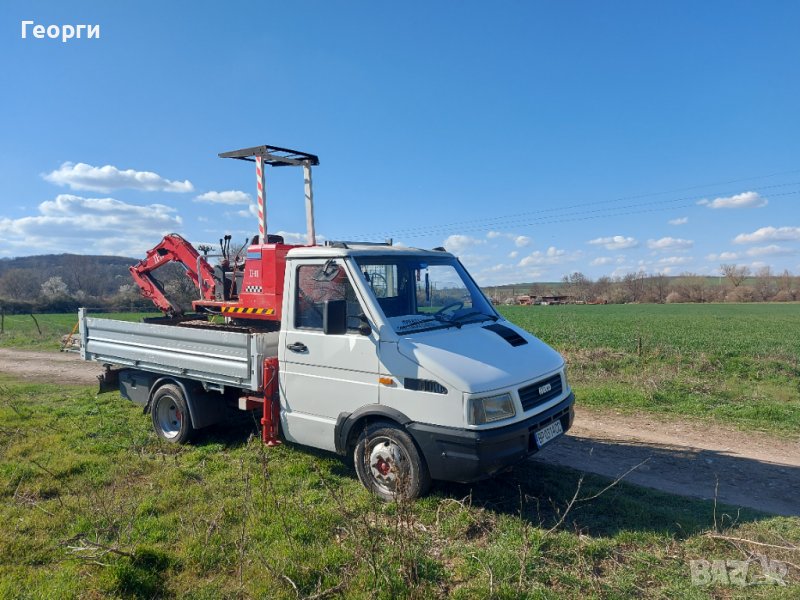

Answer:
[378,189,800,240]
[340,179,799,240]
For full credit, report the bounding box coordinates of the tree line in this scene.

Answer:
[0,254,196,314]
[1,253,797,314]
[492,264,799,305]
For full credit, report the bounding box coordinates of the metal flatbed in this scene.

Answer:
[78,309,278,391]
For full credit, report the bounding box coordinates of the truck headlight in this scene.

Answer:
[468,392,515,425]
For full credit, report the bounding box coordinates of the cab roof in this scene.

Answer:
[286,243,453,260]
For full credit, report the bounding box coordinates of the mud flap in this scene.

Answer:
[97,365,121,394]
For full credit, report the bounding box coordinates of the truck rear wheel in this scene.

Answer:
[354,421,430,501]
[151,384,194,444]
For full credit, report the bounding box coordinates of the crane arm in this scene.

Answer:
[129,233,218,316]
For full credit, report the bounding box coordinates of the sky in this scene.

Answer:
[1,1,799,285]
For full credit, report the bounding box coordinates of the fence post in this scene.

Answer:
[29,313,41,335]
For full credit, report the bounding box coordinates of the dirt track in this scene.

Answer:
[1,348,798,516]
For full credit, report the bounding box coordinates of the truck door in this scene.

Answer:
[280,260,379,451]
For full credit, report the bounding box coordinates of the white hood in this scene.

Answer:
[396,320,564,394]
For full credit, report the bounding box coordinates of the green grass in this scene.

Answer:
[0,312,157,351]
[1,376,797,598]
[500,304,800,437]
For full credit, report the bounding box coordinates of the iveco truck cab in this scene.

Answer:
[278,242,574,499]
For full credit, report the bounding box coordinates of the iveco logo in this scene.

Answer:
[538,383,552,395]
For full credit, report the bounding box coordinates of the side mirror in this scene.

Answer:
[323,300,347,335]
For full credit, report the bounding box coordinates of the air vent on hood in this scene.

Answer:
[483,323,528,347]
[404,378,448,394]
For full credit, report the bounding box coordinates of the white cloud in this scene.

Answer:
[656,256,693,266]
[733,226,800,244]
[443,234,485,254]
[518,246,580,267]
[235,204,260,219]
[745,244,796,257]
[272,230,327,245]
[697,191,767,209]
[647,237,694,251]
[514,235,532,248]
[0,194,182,255]
[43,162,193,193]
[668,217,688,225]
[706,251,740,261]
[486,231,531,247]
[508,251,519,259]
[195,190,252,205]
[590,256,614,266]
[587,235,638,250]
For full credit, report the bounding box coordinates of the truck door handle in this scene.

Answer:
[287,341,308,353]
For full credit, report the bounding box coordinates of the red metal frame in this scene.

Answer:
[261,357,281,446]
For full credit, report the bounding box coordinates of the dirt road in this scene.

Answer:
[2,348,798,516]
[534,409,799,517]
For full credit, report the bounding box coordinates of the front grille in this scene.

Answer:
[519,373,562,412]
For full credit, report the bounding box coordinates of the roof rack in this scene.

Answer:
[325,240,394,249]
[218,145,319,167]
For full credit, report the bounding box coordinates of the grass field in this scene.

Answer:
[0,312,156,351]
[501,303,800,437]
[1,376,798,599]
[0,304,799,597]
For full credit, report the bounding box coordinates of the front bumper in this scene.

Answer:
[407,393,574,483]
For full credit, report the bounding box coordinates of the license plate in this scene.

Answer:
[534,420,564,448]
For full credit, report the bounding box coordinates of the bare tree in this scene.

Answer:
[675,273,708,303]
[622,271,646,302]
[753,266,776,301]
[592,276,611,302]
[720,264,750,288]
[0,269,42,300]
[561,272,591,302]
[648,273,669,304]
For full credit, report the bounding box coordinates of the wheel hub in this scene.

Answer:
[368,440,403,490]
[156,399,182,438]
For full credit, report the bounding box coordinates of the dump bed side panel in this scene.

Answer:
[79,310,278,390]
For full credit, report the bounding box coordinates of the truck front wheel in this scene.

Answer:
[151,384,194,444]
[354,422,431,501]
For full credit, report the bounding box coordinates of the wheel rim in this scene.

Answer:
[156,396,182,439]
[367,437,408,495]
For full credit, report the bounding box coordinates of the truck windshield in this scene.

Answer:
[354,256,498,334]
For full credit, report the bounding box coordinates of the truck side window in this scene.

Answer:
[295,264,361,332]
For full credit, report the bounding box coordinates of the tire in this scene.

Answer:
[151,384,194,444]
[353,421,431,501]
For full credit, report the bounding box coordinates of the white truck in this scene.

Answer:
[80,145,574,500]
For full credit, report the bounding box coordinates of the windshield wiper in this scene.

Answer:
[396,317,438,332]
[448,312,498,328]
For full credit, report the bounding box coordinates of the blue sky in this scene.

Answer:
[1,1,799,285]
